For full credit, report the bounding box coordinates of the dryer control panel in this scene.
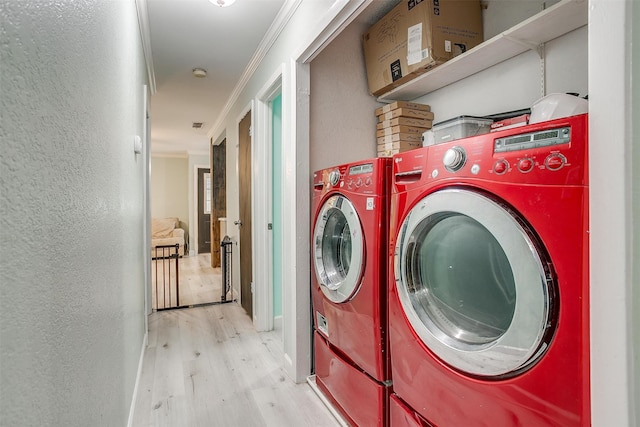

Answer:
[392,114,588,192]
[494,126,571,153]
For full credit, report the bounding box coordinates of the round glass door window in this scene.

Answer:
[394,189,554,377]
[313,195,364,303]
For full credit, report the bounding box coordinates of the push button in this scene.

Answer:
[545,153,566,171]
[493,160,509,175]
[518,158,534,173]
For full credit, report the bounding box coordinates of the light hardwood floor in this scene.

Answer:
[134,255,340,426]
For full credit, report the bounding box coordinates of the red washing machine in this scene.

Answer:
[388,114,590,426]
[312,157,392,426]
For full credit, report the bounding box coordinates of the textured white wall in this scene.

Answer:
[0,1,148,425]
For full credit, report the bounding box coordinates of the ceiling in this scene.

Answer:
[145,0,287,155]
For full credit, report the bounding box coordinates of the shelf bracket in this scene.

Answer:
[503,35,544,58]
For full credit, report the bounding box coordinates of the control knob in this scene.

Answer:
[329,169,340,186]
[443,146,467,172]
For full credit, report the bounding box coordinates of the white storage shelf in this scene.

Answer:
[377,0,588,102]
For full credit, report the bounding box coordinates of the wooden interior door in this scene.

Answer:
[211,140,226,268]
[238,113,253,318]
[197,168,211,254]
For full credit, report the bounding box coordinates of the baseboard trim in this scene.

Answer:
[127,332,148,427]
[306,375,349,427]
[274,315,283,331]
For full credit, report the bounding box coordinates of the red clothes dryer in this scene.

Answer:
[388,114,590,426]
[312,157,392,426]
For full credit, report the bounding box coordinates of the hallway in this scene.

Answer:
[133,261,339,426]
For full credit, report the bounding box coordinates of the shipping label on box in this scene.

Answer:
[362,0,483,96]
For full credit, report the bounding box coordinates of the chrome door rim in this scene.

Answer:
[313,195,364,303]
[394,188,552,377]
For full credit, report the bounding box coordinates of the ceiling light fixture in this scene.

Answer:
[209,0,236,7]
[192,68,207,78]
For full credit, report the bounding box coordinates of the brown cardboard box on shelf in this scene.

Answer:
[376,125,430,138]
[377,140,423,157]
[378,132,423,144]
[378,149,402,158]
[378,140,423,151]
[377,116,433,129]
[362,0,483,96]
[375,101,431,116]
[378,107,435,122]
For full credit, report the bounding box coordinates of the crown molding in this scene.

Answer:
[135,0,157,94]
[206,0,302,140]
[294,0,371,64]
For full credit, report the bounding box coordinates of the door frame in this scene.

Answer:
[191,163,210,256]
[142,84,151,330]
[277,0,371,382]
[254,65,285,332]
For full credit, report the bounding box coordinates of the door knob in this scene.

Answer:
[234,220,242,227]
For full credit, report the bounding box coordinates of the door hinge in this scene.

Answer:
[268,223,273,230]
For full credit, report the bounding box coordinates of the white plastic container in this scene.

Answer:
[529,93,588,124]
[423,116,493,146]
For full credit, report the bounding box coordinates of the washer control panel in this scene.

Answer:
[345,162,374,191]
[315,159,390,195]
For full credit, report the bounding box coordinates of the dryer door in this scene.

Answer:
[394,188,554,377]
[313,194,364,303]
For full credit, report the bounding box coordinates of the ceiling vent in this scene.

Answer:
[192,122,204,129]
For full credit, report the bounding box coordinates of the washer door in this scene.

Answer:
[313,195,364,303]
[394,188,553,377]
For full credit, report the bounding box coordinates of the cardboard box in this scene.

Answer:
[377,125,429,138]
[375,101,431,116]
[362,0,483,96]
[378,140,422,157]
[378,140,423,151]
[378,107,435,121]
[377,116,433,129]
[378,133,423,144]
